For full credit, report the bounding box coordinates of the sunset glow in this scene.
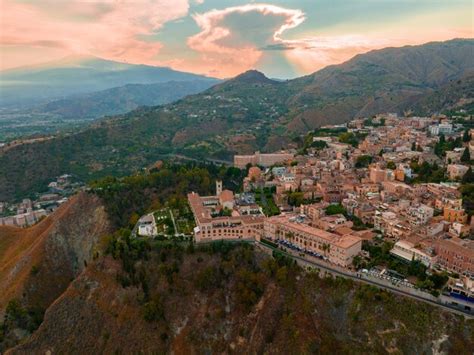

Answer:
[1,0,472,78]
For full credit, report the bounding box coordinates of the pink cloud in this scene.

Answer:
[285,28,474,75]
[183,4,305,77]
[178,3,473,78]
[0,0,190,68]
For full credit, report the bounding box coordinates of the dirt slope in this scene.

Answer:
[0,192,111,315]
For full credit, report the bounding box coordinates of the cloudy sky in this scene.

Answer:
[1,0,472,78]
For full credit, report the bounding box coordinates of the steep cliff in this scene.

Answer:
[0,192,111,349]
[7,243,474,354]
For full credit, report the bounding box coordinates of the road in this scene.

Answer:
[256,242,474,319]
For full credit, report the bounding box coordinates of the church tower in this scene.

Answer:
[216,180,223,196]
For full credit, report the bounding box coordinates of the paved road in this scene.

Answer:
[256,242,474,319]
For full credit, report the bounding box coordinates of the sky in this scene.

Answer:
[0,0,472,78]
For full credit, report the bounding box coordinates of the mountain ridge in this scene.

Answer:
[0,38,472,200]
[0,56,218,108]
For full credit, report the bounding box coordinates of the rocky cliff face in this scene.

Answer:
[6,243,474,354]
[0,192,111,349]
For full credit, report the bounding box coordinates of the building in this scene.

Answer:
[188,182,265,243]
[264,214,362,267]
[405,204,434,227]
[0,209,47,227]
[443,206,468,224]
[447,164,469,180]
[138,215,157,237]
[301,202,329,222]
[429,123,453,136]
[390,240,435,267]
[369,165,388,184]
[234,151,294,169]
[435,239,474,276]
[314,214,353,232]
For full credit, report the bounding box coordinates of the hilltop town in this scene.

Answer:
[179,113,474,309]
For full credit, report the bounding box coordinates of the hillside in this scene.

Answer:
[0,39,473,201]
[6,242,474,354]
[285,39,474,130]
[33,80,220,120]
[0,192,111,350]
[0,79,219,141]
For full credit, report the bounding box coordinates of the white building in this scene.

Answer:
[390,240,435,267]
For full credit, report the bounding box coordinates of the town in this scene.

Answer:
[133,112,473,312]
[5,112,474,314]
[0,174,84,227]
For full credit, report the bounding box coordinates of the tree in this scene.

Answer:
[287,192,304,206]
[355,155,373,168]
[462,167,474,184]
[386,161,396,170]
[411,142,416,151]
[325,204,346,215]
[463,129,471,142]
[461,148,471,163]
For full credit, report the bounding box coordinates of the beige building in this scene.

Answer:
[447,164,469,180]
[234,151,294,169]
[264,214,362,267]
[188,190,264,243]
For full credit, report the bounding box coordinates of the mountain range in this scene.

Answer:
[0,56,217,108]
[0,38,473,200]
[24,80,220,120]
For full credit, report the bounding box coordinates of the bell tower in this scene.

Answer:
[216,180,223,196]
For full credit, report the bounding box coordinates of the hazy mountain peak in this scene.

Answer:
[232,69,277,84]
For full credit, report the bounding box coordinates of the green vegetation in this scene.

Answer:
[361,241,448,293]
[461,147,471,162]
[460,183,474,216]
[287,191,304,206]
[325,204,346,215]
[0,299,44,350]
[434,134,463,157]
[364,117,385,127]
[409,160,446,183]
[153,209,175,236]
[313,127,347,137]
[338,132,367,147]
[355,155,373,168]
[462,168,474,184]
[255,187,280,216]
[90,162,246,228]
[260,238,278,249]
[463,129,471,142]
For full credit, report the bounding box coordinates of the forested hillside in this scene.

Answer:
[0,39,472,201]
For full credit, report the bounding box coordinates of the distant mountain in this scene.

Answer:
[284,38,474,130]
[0,39,473,200]
[29,80,220,120]
[0,56,216,107]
